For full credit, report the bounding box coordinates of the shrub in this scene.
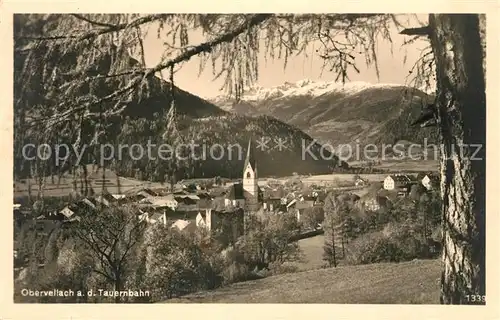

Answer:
[266,261,300,276]
[345,222,440,265]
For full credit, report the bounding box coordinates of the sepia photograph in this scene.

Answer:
[10,11,489,307]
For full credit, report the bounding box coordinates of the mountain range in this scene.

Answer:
[210,79,438,159]
[14,47,341,182]
[15,29,438,184]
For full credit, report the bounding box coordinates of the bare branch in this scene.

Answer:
[400,25,430,36]
[31,14,273,129]
[70,14,119,29]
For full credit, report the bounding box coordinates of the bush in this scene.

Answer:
[265,261,300,276]
[345,222,440,265]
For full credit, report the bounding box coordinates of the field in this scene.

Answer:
[13,174,163,198]
[13,158,438,199]
[301,173,388,184]
[373,160,439,172]
[164,259,441,303]
[294,235,326,271]
[348,159,439,172]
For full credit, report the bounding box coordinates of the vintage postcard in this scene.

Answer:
[1,1,499,319]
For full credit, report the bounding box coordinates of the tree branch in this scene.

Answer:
[71,14,119,29]
[15,14,171,42]
[38,14,273,128]
[400,25,430,36]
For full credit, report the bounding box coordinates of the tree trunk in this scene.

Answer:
[341,232,345,258]
[331,223,337,267]
[429,14,486,304]
[114,274,122,303]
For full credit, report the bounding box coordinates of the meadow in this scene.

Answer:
[164,259,440,303]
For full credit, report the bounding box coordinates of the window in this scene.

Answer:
[246,172,251,178]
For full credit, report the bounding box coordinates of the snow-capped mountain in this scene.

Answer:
[213,80,404,105]
[210,79,438,154]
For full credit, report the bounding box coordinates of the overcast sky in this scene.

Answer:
[141,14,430,98]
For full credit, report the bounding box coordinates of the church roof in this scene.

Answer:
[226,183,264,201]
[227,183,245,200]
[243,138,257,172]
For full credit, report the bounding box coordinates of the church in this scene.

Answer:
[224,139,263,211]
[196,139,263,238]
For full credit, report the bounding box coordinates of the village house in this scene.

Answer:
[355,177,368,186]
[359,194,392,212]
[196,208,244,240]
[94,192,117,207]
[314,192,327,205]
[263,197,282,212]
[137,188,160,198]
[225,182,261,208]
[383,174,416,196]
[143,194,179,210]
[286,196,316,222]
[171,219,197,232]
[58,197,98,220]
[176,196,200,212]
[420,173,439,190]
[196,192,213,209]
[111,194,126,200]
[262,187,284,212]
[138,209,167,225]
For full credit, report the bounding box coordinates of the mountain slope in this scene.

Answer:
[164,259,440,303]
[14,47,340,182]
[211,80,438,157]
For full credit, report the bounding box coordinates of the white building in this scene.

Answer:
[224,183,246,208]
[138,210,167,225]
[243,139,260,212]
[421,174,439,190]
[222,139,262,210]
[383,174,412,191]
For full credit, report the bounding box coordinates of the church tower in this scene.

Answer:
[243,138,259,212]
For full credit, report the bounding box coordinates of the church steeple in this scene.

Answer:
[243,138,259,212]
[243,138,257,174]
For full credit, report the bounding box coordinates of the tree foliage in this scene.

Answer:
[72,204,147,302]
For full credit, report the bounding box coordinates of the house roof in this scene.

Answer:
[77,198,97,210]
[150,212,165,221]
[388,174,412,183]
[176,194,201,201]
[143,188,161,196]
[243,138,257,172]
[149,195,177,208]
[210,187,226,197]
[361,194,391,206]
[197,192,211,199]
[60,206,75,218]
[171,219,192,231]
[175,197,197,205]
[66,198,97,214]
[286,198,297,208]
[263,188,284,200]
